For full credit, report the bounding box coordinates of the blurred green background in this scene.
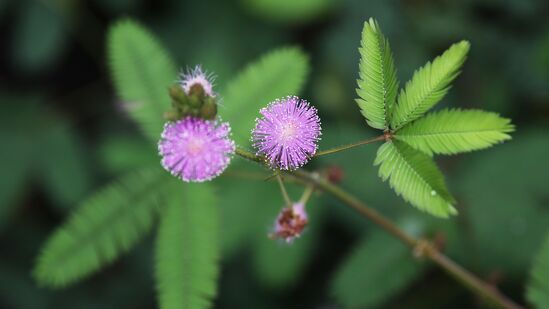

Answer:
[1,0,548,308]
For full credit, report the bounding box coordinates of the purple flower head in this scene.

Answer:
[252,96,321,170]
[158,116,235,182]
[271,203,308,243]
[180,65,215,97]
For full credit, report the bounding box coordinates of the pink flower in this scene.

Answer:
[252,96,321,170]
[158,117,235,182]
[272,203,308,243]
[180,65,215,97]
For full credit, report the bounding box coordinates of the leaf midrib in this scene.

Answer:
[397,127,510,138]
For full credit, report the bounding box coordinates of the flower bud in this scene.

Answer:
[271,203,308,243]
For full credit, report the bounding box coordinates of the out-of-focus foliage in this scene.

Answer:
[527,231,549,309]
[241,0,334,23]
[332,228,426,308]
[34,167,165,287]
[11,0,67,73]
[108,19,176,141]
[155,183,219,309]
[456,130,549,277]
[99,134,157,174]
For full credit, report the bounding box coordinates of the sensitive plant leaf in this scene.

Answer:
[241,0,333,23]
[99,134,158,174]
[220,47,309,145]
[527,231,549,309]
[395,109,514,155]
[155,182,219,309]
[391,41,470,130]
[108,19,176,141]
[356,18,399,130]
[374,140,456,218]
[34,167,166,287]
[332,231,425,308]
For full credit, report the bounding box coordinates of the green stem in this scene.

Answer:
[299,184,315,205]
[235,147,524,309]
[276,174,292,207]
[314,135,386,157]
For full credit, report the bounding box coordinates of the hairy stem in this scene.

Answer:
[234,147,524,309]
[314,135,386,157]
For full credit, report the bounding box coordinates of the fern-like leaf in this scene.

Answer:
[332,231,425,308]
[527,232,549,309]
[34,167,166,287]
[391,41,470,130]
[220,47,309,145]
[395,109,514,155]
[356,18,399,130]
[374,140,457,217]
[107,19,176,141]
[155,182,219,309]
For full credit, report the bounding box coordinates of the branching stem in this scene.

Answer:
[234,147,524,309]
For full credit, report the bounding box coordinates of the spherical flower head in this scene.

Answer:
[158,116,235,182]
[252,96,321,170]
[272,203,308,243]
[180,65,215,97]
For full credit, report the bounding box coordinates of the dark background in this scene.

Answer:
[1,0,548,308]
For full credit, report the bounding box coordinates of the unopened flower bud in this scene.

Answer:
[271,203,308,243]
[200,98,217,120]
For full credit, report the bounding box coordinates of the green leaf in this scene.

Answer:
[391,41,470,130]
[99,134,157,174]
[395,108,514,155]
[34,167,166,287]
[374,140,456,218]
[356,18,399,130]
[241,0,333,23]
[527,231,549,309]
[155,182,219,309]
[332,231,425,308]
[220,47,309,146]
[107,19,176,141]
